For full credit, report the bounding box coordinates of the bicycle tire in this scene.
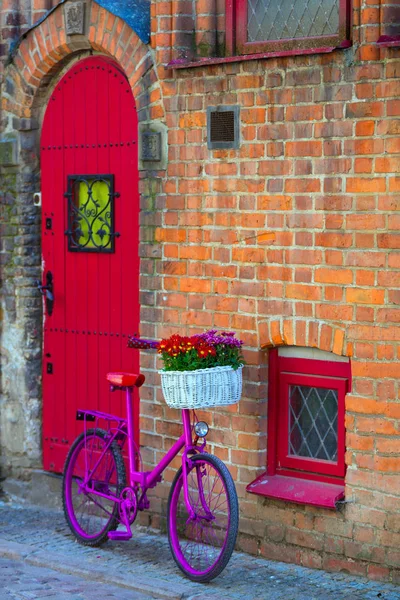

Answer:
[62,428,126,546]
[167,452,239,582]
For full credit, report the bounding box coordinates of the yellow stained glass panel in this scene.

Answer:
[76,179,111,249]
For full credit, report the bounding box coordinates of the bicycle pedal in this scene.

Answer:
[108,530,132,541]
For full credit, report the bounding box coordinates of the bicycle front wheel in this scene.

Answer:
[167,453,238,582]
[62,428,126,546]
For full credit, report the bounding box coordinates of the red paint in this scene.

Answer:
[271,353,351,484]
[377,35,400,47]
[248,350,351,505]
[41,56,140,473]
[225,0,235,57]
[247,474,345,510]
[278,374,346,478]
[167,46,337,70]
[226,0,351,56]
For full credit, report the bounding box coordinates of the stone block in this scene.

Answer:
[64,1,85,35]
[0,140,18,166]
[141,131,162,162]
[138,121,167,171]
[13,117,39,131]
[5,77,15,95]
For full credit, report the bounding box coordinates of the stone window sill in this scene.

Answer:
[165,46,341,70]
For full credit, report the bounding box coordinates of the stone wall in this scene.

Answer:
[0,0,164,478]
[0,0,399,583]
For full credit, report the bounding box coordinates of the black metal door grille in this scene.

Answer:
[64,174,120,253]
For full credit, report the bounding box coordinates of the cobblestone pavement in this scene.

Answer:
[0,556,151,599]
[0,500,399,600]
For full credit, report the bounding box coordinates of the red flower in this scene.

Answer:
[158,334,196,356]
[194,340,216,359]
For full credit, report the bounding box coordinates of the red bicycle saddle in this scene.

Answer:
[106,372,145,388]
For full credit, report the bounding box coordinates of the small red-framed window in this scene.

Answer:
[269,350,351,484]
[278,372,346,479]
[226,0,352,57]
[247,349,351,509]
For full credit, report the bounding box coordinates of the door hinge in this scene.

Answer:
[47,362,53,374]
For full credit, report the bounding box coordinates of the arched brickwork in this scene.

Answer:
[258,318,350,357]
[6,2,164,122]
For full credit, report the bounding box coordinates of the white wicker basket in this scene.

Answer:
[159,365,243,409]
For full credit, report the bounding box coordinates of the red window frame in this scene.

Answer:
[226,0,352,58]
[267,349,351,486]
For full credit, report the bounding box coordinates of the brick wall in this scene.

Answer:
[146,0,400,582]
[0,1,58,66]
[1,0,399,583]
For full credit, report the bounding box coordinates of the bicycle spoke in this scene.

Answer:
[168,454,238,580]
[85,494,115,519]
[63,430,125,544]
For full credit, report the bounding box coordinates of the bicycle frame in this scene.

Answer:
[78,386,202,518]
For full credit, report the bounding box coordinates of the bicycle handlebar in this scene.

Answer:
[127,335,159,350]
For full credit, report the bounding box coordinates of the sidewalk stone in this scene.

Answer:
[0,557,151,599]
[0,500,399,599]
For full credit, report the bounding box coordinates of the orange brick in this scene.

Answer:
[285,179,320,193]
[347,433,375,452]
[332,329,345,355]
[286,106,323,121]
[286,141,322,157]
[205,163,238,176]
[376,157,400,173]
[179,112,206,128]
[180,278,211,293]
[155,228,186,243]
[315,269,353,284]
[257,195,292,211]
[355,120,375,136]
[345,139,384,155]
[241,108,266,124]
[346,101,383,118]
[346,289,385,305]
[378,234,400,249]
[286,284,321,301]
[346,214,386,230]
[232,248,266,264]
[346,178,386,193]
[355,158,373,173]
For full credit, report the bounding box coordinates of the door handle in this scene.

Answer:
[37,271,54,315]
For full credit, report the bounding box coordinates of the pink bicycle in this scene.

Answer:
[62,370,239,582]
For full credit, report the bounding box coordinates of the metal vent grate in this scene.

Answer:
[210,111,235,142]
[207,106,240,149]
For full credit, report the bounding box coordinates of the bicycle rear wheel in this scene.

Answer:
[167,453,238,582]
[62,428,126,546]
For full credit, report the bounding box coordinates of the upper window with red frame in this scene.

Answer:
[227,0,352,57]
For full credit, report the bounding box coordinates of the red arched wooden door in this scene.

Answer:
[40,56,140,472]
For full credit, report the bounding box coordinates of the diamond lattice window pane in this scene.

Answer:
[289,385,338,461]
[247,0,339,43]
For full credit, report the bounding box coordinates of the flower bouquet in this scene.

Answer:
[128,329,245,409]
[157,330,245,409]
